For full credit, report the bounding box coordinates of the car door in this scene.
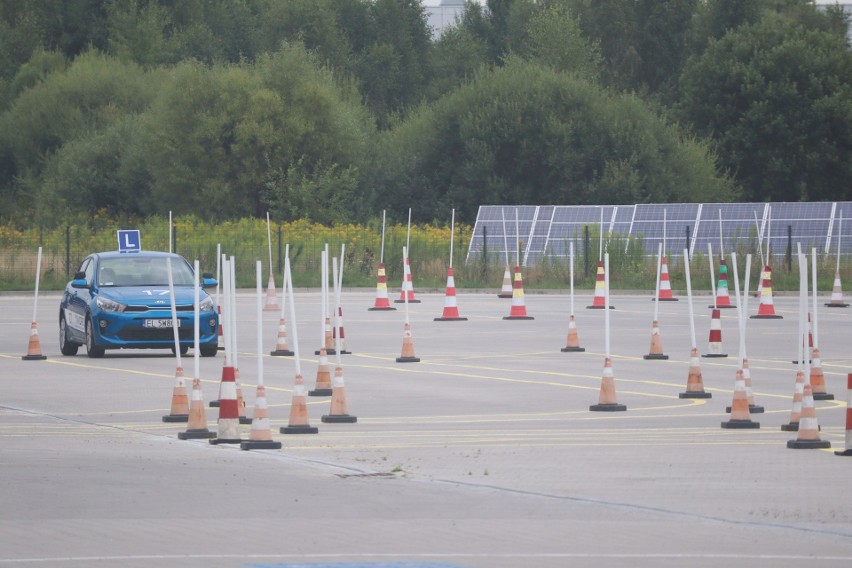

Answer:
[63,257,94,343]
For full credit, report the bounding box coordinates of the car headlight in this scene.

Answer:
[199,296,215,312]
[96,296,126,312]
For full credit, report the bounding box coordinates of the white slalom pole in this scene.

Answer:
[812,247,819,349]
[230,256,238,371]
[501,208,510,267]
[169,211,173,253]
[837,211,843,274]
[708,243,717,309]
[406,208,412,258]
[324,243,330,323]
[380,210,386,264]
[449,208,455,269]
[278,244,290,321]
[604,252,611,358]
[754,211,765,266]
[285,255,301,377]
[31,246,42,324]
[569,241,575,317]
[320,248,327,348]
[166,257,181,369]
[730,252,743,367]
[719,210,724,259]
[515,207,520,267]
[266,212,273,276]
[684,248,697,350]
[403,246,410,326]
[215,243,221,311]
[663,209,667,257]
[654,242,662,317]
[333,257,343,367]
[742,254,752,358]
[256,260,263,387]
[599,208,604,261]
[193,260,200,380]
[222,255,230,365]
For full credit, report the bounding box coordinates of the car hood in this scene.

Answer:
[96,286,208,308]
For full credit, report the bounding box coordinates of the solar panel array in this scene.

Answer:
[466,202,852,265]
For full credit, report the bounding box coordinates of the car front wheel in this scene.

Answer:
[59,315,79,356]
[85,317,105,358]
[199,343,218,357]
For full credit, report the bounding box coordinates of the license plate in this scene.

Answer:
[143,319,180,329]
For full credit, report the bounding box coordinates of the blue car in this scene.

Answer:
[59,251,219,358]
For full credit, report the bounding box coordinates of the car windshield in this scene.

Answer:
[97,256,196,287]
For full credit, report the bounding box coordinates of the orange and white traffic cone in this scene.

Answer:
[656,256,678,301]
[309,347,333,397]
[751,265,782,319]
[162,366,190,423]
[315,317,336,355]
[709,259,734,308]
[321,366,357,423]
[22,321,47,361]
[263,272,280,312]
[368,262,396,311]
[590,357,626,411]
[178,378,216,439]
[396,322,420,363]
[727,358,764,413]
[210,365,243,444]
[721,368,760,429]
[561,315,585,353]
[503,266,534,320]
[679,348,711,398]
[241,385,282,450]
[809,348,834,400]
[270,318,294,356]
[825,271,849,308]
[235,374,251,425]
[702,309,728,358]
[333,306,351,354]
[643,319,668,360]
[781,370,806,432]
[497,266,513,298]
[787,384,830,449]
[280,373,318,434]
[587,261,612,309]
[434,267,468,321]
[835,374,852,456]
[395,256,420,303]
[792,313,814,364]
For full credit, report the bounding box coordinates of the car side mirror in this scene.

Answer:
[71,278,88,289]
[202,272,217,288]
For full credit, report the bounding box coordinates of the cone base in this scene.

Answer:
[702,353,728,358]
[750,315,783,319]
[178,429,217,440]
[561,346,586,353]
[586,306,615,310]
[590,403,626,412]
[280,425,319,434]
[679,391,712,399]
[825,303,849,308]
[239,417,252,425]
[314,349,337,355]
[270,349,295,357]
[368,307,397,311]
[497,292,513,298]
[726,405,764,414]
[653,298,679,302]
[241,440,282,450]
[791,359,812,364]
[394,299,421,304]
[813,393,835,401]
[217,346,225,351]
[209,400,220,408]
[162,414,189,423]
[396,356,421,363]
[209,438,242,445]
[503,316,534,320]
[721,419,760,429]
[708,304,736,309]
[22,354,47,360]
[780,423,799,432]
[308,388,333,397]
[643,354,669,360]
[787,439,830,449]
[338,350,352,354]
[834,449,852,456]
[321,414,357,423]
[434,317,468,321]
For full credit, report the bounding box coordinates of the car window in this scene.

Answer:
[98,256,195,287]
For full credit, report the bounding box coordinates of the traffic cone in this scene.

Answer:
[835,374,852,455]
[709,259,734,308]
[590,357,626,411]
[503,266,534,320]
[280,373,319,434]
[333,306,351,354]
[395,256,420,303]
[309,347,333,396]
[781,370,806,432]
[22,322,46,360]
[396,322,420,363]
[241,385,282,450]
[263,272,280,312]
[787,384,830,449]
[209,353,229,408]
[235,375,251,425]
[315,317,336,355]
[679,348,711,398]
[162,366,190,422]
[270,318,294,356]
[368,262,396,311]
[702,309,728,358]
[726,359,764,413]
[643,319,668,360]
[210,365,243,444]
[587,261,612,309]
[792,313,814,364]
[178,378,216,439]
[721,369,760,429]
[655,256,678,301]
[497,267,513,298]
[321,366,357,423]
[809,348,834,400]
[434,267,468,321]
[751,265,782,319]
[825,271,849,307]
[561,315,585,353]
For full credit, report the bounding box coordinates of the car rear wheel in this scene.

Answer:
[170,344,189,356]
[199,343,218,357]
[59,315,79,356]
[85,317,105,358]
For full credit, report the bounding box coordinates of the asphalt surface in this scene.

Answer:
[2,285,852,567]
